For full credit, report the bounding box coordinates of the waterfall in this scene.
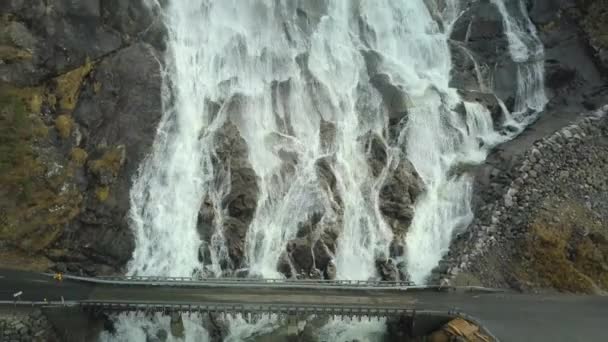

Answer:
[103,0,547,340]
[492,0,548,121]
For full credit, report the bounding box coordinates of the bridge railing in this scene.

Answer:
[92,276,415,287]
[80,301,413,318]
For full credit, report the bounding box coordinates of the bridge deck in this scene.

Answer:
[1,269,607,341]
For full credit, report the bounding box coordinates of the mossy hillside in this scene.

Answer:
[0,248,53,272]
[0,61,95,261]
[517,199,608,293]
[0,99,83,252]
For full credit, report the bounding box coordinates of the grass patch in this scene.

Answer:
[519,199,608,293]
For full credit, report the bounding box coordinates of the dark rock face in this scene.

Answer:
[0,0,163,86]
[0,1,163,275]
[64,43,164,273]
[529,0,606,111]
[450,1,510,97]
[450,0,607,115]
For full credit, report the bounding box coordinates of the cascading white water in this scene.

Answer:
[492,0,548,121]
[127,0,221,278]
[104,0,548,340]
[404,0,548,284]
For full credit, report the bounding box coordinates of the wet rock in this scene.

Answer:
[379,157,424,239]
[214,122,259,223]
[362,131,387,178]
[376,258,398,281]
[287,238,315,273]
[201,313,228,342]
[221,217,249,270]
[277,252,294,278]
[325,259,337,279]
[199,121,259,269]
[315,156,341,206]
[198,241,212,265]
[369,73,409,124]
[271,78,295,136]
[389,240,405,258]
[319,119,336,151]
[450,1,514,107]
[169,313,184,339]
[458,90,503,124]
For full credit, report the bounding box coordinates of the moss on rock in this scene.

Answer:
[0,45,32,62]
[69,148,88,167]
[54,114,73,139]
[95,186,110,202]
[88,146,126,182]
[53,59,94,112]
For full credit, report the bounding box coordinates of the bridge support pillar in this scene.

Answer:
[170,312,184,339]
[287,315,298,337]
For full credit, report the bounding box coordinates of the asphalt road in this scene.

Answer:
[1,269,607,341]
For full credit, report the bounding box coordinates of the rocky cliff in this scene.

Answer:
[0,0,606,286]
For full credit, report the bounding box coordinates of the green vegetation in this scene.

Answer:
[69,148,88,167]
[55,114,73,139]
[88,146,126,179]
[53,59,94,111]
[95,186,110,202]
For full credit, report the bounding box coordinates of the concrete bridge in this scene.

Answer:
[1,269,607,341]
